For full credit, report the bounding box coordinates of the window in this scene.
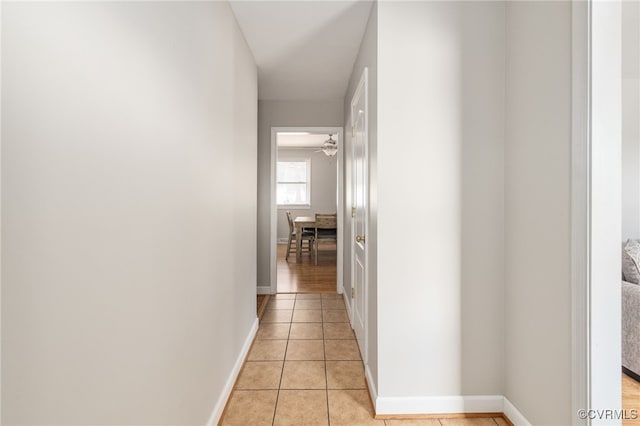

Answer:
[277,160,310,206]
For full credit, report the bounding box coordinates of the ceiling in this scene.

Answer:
[229,1,373,101]
[277,132,335,148]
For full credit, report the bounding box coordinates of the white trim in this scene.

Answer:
[365,364,378,411]
[270,127,345,295]
[571,1,591,425]
[375,395,504,416]
[349,67,369,364]
[589,2,622,421]
[206,318,259,426]
[342,290,353,323]
[571,2,624,423]
[0,0,4,420]
[270,129,278,294]
[503,397,533,426]
[336,127,345,295]
[257,285,272,295]
[373,395,531,425]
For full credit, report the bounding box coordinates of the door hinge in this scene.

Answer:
[351,288,355,298]
[352,126,355,137]
[351,207,356,218]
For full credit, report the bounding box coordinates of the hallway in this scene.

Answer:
[0,1,603,424]
[220,294,510,426]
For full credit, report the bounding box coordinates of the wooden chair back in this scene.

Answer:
[286,211,295,235]
[315,213,336,229]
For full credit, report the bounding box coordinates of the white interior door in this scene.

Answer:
[351,68,368,359]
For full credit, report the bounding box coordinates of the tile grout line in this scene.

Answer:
[322,295,332,426]
[267,294,350,425]
[270,296,293,426]
[225,294,342,425]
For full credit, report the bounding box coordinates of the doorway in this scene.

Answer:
[269,127,344,295]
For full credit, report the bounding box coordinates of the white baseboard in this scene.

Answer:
[277,238,288,244]
[373,394,530,425]
[342,291,352,323]
[503,397,531,426]
[206,318,259,426]
[375,395,504,416]
[365,364,378,411]
[257,285,272,295]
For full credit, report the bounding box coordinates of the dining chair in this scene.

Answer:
[314,213,337,264]
[285,211,314,261]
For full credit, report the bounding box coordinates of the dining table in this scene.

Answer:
[293,216,316,260]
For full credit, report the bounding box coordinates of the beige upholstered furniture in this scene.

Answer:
[623,239,640,378]
[285,211,314,261]
[314,213,337,264]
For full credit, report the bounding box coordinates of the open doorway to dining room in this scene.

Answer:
[269,127,344,294]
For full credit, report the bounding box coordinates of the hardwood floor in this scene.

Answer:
[624,373,640,425]
[277,243,337,293]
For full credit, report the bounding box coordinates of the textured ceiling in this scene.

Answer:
[229,1,373,100]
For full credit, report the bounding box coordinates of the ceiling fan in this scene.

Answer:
[316,134,338,157]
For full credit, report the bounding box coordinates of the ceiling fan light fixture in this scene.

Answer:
[321,135,338,157]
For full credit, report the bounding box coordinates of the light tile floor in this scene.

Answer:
[221,293,509,426]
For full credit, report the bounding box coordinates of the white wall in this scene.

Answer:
[504,2,573,424]
[376,0,505,409]
[622,1,640,241]
[276,148,337,242]
[343,0,378,393]
[257,100,343,288]
[1,2,257,424]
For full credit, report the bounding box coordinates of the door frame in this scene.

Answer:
[350,67,369,364]
[571,1,590,421]
[269,126,345,295]
[572,1,622,423]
